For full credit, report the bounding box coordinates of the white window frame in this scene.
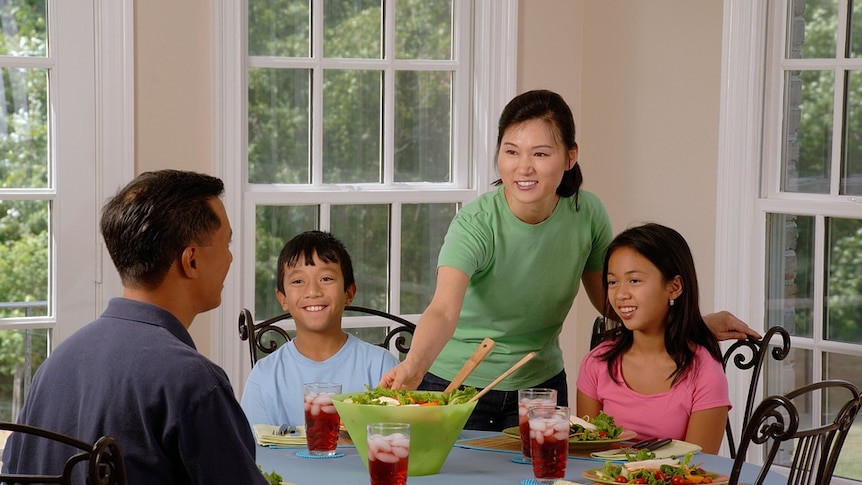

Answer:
[718,1,862,480]
[0,0,132,343]
[213,0,518,388]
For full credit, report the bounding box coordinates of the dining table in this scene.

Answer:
[255,430,786,485]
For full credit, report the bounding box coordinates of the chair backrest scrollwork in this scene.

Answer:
[729,379,861,485]
[722,325,792,459]
[0,422,127,485]
[238,306,416,367]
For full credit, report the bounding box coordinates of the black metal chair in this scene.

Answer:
[0,422,127,485]
[722,325,792,459]
[729,379,862,485]
[238,305,416,367]
[589,315,621,350]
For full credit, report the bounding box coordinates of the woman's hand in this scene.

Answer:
[704,311,761,341]
[378,358,425,390]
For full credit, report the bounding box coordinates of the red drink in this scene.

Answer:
[517,389,557,459]
[367,424,410,485]
[529,406,569,482]
[519,417,531,457]
[303,384,341,456]
[530,434,568,479]
[369,457,408,485]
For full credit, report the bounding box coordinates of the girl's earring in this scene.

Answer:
[669,299,675,307]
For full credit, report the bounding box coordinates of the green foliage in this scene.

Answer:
[0,0,47,57]
[827,221,862,342]
[247,1,455,319]
[0,0,51,420]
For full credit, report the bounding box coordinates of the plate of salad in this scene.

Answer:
[582,453,729,484]
[503,411,636,451]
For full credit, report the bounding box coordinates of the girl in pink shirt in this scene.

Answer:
[576,223,730,454]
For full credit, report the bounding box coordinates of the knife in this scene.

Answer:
[646,438,673,451]
[631,437,659,449]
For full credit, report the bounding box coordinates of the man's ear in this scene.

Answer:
[180,246,198,277]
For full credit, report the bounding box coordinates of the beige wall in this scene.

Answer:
[135,0,214,350]
[134,1,725,393]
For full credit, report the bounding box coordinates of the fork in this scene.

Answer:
[272,424,296,436]
[614,437,659,455]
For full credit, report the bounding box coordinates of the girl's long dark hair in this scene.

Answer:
[492,90,583,204]
[598,223,722,385]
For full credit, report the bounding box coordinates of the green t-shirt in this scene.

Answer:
[428,186,612,391]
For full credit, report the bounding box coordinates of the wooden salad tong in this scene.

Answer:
[443,338,496,393]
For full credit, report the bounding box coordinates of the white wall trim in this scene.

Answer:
[715,0,769,460]
[472,0,518,191]
[213,0,247,389]
[95,0,136,311]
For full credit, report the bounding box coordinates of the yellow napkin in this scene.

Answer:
[590,439,701,460]
[253,424,307,447]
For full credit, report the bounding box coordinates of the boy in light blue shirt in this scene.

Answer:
[241,231,399,427]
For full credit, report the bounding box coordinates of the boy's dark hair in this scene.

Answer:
[100,170,225,290]
[492,89,583,201]
[599,223,722,385]
[276,230,355,293]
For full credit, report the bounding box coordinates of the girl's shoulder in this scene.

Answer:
[690,343,726,373]
[587,339,619,361]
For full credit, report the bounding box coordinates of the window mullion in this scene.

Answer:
[389,203,402,314]
[311,0,324,186]
[383,0,395,186]
[832,0,847,196]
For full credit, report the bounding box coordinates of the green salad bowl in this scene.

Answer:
[332,391,477,476]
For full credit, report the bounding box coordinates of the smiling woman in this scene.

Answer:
[378,90,613,431]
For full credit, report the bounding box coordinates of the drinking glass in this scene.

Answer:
[517,388,558,460]
[528,405,570,484]
[367,422,410,485]
[303,382,342,456]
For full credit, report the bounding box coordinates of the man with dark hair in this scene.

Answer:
[2,170,268,484]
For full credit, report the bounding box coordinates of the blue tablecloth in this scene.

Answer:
[256,431,785,485]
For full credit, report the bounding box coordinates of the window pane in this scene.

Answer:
[850,0,862,57]
[324,0,382,59]
[254,205,318,318]
[0,200,48,318]
[395,71,452,182]
[823,352,862,481]
[400,203,455,313]
[0,329,49,423]
[248,0,310,57]
[0,0,47,57]
[248,68,311,184]
[786,0,837,59]
[1,68,49,189]
[323,70,382,183]
[782,70,834,194]
[826,217,862,343]
[766,213,815,338]
[766,347,812,397]
[842,71,862,195]
[395,0,453,60]
[330,205,389,310]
